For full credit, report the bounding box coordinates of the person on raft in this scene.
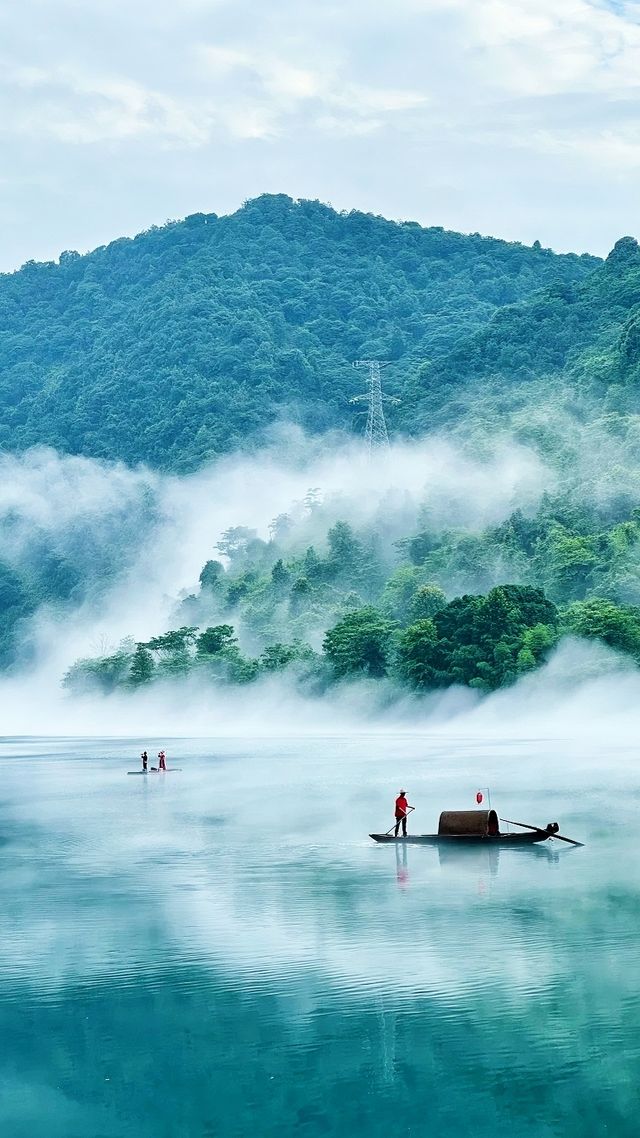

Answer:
[141,750,148,772]
[157,750,167,771]
[395,790,411,837]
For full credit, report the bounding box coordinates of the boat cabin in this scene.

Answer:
[438,809,500,837]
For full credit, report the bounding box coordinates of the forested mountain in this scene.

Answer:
[414,234,640,438]
[0,194,599,472]
[5,197,640,691]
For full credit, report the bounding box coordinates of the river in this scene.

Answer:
[0,734,638,1137]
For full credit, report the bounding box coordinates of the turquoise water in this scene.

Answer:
[1,735,638,1137]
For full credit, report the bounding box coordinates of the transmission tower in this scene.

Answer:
[350,360,399,452]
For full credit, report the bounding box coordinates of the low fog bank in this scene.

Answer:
[0,430,549,677]
[2,427,640,737]
[1,636,639,744]
[0,719,634,1003]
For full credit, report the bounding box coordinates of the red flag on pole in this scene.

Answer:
[476,791,483,804]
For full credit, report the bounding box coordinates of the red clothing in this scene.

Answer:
[395,795,408,818]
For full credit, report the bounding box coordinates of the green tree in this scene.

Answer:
[379,566,421,622]
[259,640,313,672]
[192,623,258,683]
[303,546,323,580]
[290,576,311,615]
[216,527,258,562]
[145,626,197,676]
[271,559,290,588]
[535,525,599,602]
[562,597,640,658]
[63,649,133,694]
[269,513,293,541]
[0,563,33,668]
[129,644,154,686]
[199,560,224,591]
[225,575,254,608]
[395,619,438,687]
[326,521,364,584]
[408,584,447,622]
[323,606,397,678]
[516,623,558,673]
[403,531,441,566]
[195,625,238,656]
[430,585,558,690]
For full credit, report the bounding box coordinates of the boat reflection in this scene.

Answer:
[391,836,565,886]
[436,841,501,876]
[394,841,409,889]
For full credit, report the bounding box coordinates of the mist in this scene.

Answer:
[0,723,633,1001]
[1,424,639,737]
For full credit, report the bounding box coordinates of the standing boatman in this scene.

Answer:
[395,789,411,837]
[141,750,148,772]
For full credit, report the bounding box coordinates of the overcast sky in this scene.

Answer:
[1,0,639,270]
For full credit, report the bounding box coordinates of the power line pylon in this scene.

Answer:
[350,360,399,452]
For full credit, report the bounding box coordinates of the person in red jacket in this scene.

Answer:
[157,750,167,771]
[394,790,411,837]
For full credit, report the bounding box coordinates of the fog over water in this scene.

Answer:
[0,731,630,995]
[1,426,639,738]
[1,731,638,1138]
[2,434,640,1136]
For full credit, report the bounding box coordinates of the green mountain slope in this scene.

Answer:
[0,194,598,472]
[414,236,640,437]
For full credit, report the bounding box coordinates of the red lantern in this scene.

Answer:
[476,791,483,804]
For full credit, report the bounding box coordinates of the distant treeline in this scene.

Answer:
[64,494,640,697]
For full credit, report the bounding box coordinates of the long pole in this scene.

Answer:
[499,817,584,847]
[384,806,415,836]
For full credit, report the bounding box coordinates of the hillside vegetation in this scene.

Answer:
[416,235,640,444]
[64,488,640,699]
[0,194,599,472]
[5,197,640,694]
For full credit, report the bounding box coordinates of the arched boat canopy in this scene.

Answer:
[438,809,499,837]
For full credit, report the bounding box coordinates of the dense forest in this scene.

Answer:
[3,195,640,695]
[416,234,640,446]
[64,486,640,699]
[0,194,599,472]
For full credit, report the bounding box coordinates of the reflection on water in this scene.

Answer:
[1,736,639,1138]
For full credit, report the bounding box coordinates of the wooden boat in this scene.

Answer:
[370,809,559,846]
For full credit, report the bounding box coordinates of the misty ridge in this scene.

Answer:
[2,197,639,479]
[0,194,602,473]
[3,405,640,735]
[2,199,640,728]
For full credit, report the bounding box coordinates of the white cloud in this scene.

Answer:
[1,0,640,266]
[197,42,426,136]
[1,64,214,146]
[0,39,425,148]
[466,0,640,98]
[196,44,252,78]
[530,123,640,170]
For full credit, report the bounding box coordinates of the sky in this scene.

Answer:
[1,0,640,270]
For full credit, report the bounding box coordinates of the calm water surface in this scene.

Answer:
[0,735,638,1137]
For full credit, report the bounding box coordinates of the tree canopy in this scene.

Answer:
[61,498,640,699]
[0,195,599,472]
